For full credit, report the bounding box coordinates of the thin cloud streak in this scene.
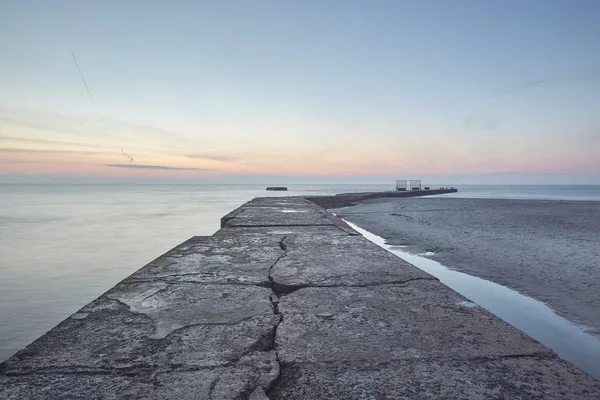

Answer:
[105,164,207,171]
[0,147,107,155]
[0,135,111,149]
[70,49,104,123]
[0,109,181,142]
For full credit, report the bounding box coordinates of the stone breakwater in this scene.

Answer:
[1,194,600,399]
[306,187,457,209]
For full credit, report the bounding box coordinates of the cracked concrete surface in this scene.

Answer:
[2,196,600,399]
[275,281,553,365]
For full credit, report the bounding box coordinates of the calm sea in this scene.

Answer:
[0,184,599,361]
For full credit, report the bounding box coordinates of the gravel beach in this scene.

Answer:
[334,197,600,336]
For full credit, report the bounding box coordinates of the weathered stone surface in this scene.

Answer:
[243,197,311,208]
[1,351,278,400]
[129,236,283,286]
[220,197,318,227]
[276,281,551,364]
[153,351,278,400]
[215,225,352,240]
[221,196,359,233]
[225,206,334,227]
[2,283,276,374]
[270,358,600,400]
[0,373,154,400]
[271,234,434,292]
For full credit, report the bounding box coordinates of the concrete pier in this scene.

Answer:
[2,193,600,399]
[306,187,457,209]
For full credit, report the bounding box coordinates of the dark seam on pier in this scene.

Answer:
[139,285,172,302]
[129,278,273,287]
[272,277,438,296]
[263,235,288,396]
[100,298,271,340]
[208,368,226,400]
[226,223,335,228]
[158,315,272,341]
[1,365,157,377]
[277,351,557,368]
[4,358,287,378]
[290,271,437,286]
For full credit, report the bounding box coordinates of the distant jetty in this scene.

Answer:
[304,187,457,209]
[266,186,288,191]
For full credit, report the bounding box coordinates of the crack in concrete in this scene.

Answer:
[335,277,438,288]
[298,273,437,287]
[158,315,269,342]
[139,285,172,302]
[221,325,278,368]
[130,271,221,281]
[104,298,270,343]
[271,276,438,296]
[278,237,288,252]
[208,368,225,400]
[261,236,288,398]
[128,277,271,286]
[226,223,334,228]
[268,237,288,290]
[277,351,558,368]
[3,360,256,378]
[1,365,154,377]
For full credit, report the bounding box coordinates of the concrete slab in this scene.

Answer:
[271,235,434,292]
[1,351,278,400]
[276,281,551,364]
[1,283,276,374]
[269,357,600,400]
[225,206,334,227]
[128,236,283,286]
[215,225,352,240]
[221,196,359,233]
[152,351,279,400]
[0,372,154,400]
[219,196,317,228]
[243,197,314,208]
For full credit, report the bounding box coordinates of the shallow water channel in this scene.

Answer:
[345,220,600,380]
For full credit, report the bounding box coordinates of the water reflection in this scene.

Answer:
[345,220,600,380]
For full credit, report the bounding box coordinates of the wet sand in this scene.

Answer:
[333,197,600,336]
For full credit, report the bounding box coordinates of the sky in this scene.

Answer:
[1,0,599,184]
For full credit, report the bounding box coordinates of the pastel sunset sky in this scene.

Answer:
[1,0,599,183]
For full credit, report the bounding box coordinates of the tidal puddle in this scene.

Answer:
[345,220,600,380]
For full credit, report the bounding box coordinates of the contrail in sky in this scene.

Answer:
[71,49,137,164]
[121,148,134,163]
[70,48,104,123]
